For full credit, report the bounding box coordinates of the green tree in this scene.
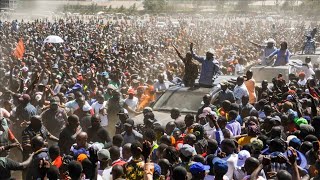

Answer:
[143,0,167,12]
[118,5,125,12]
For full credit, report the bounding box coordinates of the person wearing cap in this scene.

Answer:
[199,107,217,138]
[121,118,143,145]
[189,162,210,180]
[206,157,229,180]
[97,149,112,180]
[233,150,251,180]
[216,81,235,104]
[124,89,140,117]
[115,108,129,134]
[41,98,67,137]
[196,94,216,123]
[249,38,277,66]
[190,42,220,88]
[302,34,316,54]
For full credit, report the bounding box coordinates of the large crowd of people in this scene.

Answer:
[0,13,319,179]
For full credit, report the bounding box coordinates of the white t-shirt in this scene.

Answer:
[233,84,249,105]
[125,97,139,110]
[203,123,215,139]
[222,153,238,180]
[101,167,112,180]
[235,64,244,76]
[91,101,107,114]
[298,79,307,86]
[99,114,108,127]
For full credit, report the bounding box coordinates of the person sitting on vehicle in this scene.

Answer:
[266,41,290,66]
[190,42,220,88]
[302,34,316,54]
[250,38,277,66]
[173,44,198,87]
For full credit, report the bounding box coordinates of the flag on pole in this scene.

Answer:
[13,38,25,60]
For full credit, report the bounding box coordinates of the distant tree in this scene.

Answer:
[118,5,125,12]
[235,0,252,11]
[143,0,167,12]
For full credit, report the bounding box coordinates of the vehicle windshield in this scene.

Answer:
[153,90,204,113]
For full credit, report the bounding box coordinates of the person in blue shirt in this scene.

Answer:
[266,41,290,66]
[190,42,220,88]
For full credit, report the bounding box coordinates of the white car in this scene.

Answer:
[156,22,167,28]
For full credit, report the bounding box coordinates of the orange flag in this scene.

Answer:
[13,38,25,60]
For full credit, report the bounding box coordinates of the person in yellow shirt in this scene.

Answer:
[237,116,260,147]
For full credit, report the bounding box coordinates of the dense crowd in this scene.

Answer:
[0,13,319,179]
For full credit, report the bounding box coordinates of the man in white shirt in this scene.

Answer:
[221,139,238,180]
[233,76,249,105]
[124,89,139,117]
[91,94,108,127]
[91,94,107,114]
[297,72,307,86]
[153,74,170,99]
[199,107,217,139]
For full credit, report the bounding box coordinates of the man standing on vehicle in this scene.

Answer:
[250,38,277,66]
[302,34,316,54]
[190,43,220,88]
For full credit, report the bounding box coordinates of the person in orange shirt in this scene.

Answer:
[137,86,155,111]
[244,70,256,104]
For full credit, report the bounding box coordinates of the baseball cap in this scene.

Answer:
[207,48,215,55]
[212,157,228,174]
[127,89,135,95]
[124,119,134,127]
[19,94,31,102]
[198,107,217,119]
[180,144,196,157]
[117,108,128,115]
[77,154,88,162]
[294,117,308,126]
[82,104,91,112]
[143,107,153,114]
[237,150,251,167]
[97,149,111,161]
[189,162,210,174]
[289,137,302,147]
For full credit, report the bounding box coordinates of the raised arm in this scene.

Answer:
[190,42,204,63]
[172,44,185,61]
[249,41,263,48]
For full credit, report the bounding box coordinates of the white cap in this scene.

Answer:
[237,150,251,167]
[82,104,91,112]
[207,48,215,55]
